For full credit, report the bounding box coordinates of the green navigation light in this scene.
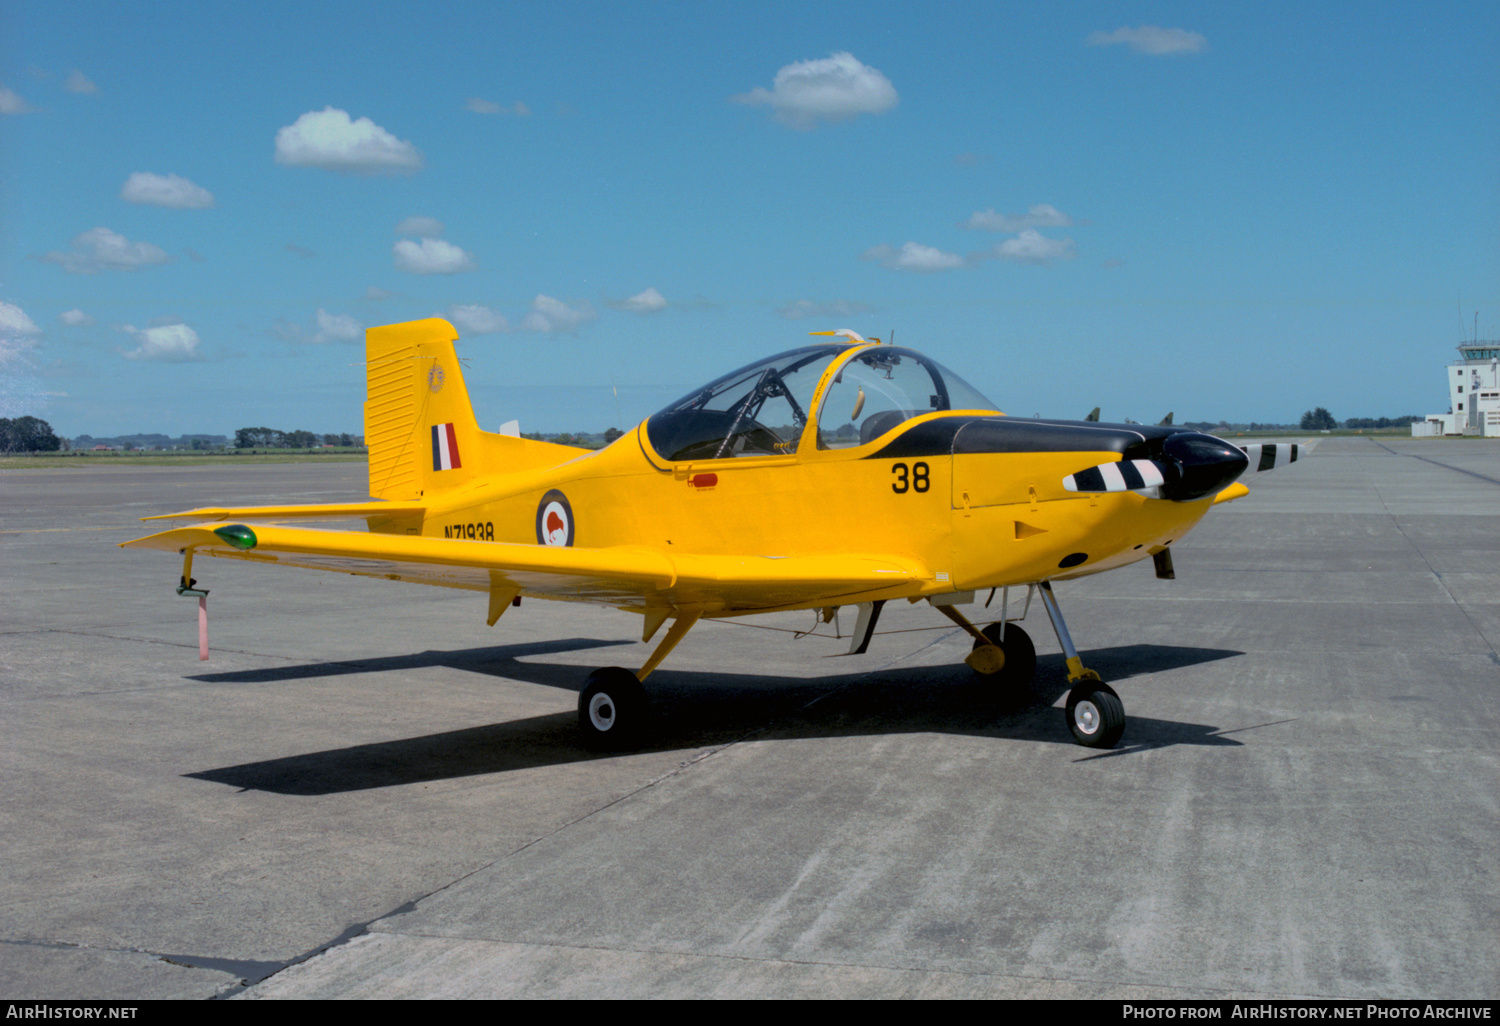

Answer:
[213,524,258,550]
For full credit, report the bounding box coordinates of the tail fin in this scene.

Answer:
[363,318,585,501]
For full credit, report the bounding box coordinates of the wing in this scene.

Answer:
[121,523,929,616]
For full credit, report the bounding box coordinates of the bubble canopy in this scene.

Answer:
[644,344,1000,463]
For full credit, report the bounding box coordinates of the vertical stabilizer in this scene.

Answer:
[365,318,482,500]
[363,318,590,502]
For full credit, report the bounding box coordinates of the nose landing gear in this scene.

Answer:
[1037,580,1125,748]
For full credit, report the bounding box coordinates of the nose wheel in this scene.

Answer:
[1065,681,1125,748]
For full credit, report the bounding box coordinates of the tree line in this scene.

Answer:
[1299,408,1420,431]
[234,428,360,448]
[0,416,62,452]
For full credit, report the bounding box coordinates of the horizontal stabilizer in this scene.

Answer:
[143,502,426,522]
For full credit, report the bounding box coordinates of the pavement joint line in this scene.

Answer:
[1370,469,1500,659]
[236,660,907,996]
[1370,438,1500,487]
[348,931,1326,1000]
[19,623,434,674]
[235,728,777,996]
[1,625,424,698]
[0,936,249,993]
[208,920,375,997]
[14,624,300,664]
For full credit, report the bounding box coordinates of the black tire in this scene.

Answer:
[971,622,1037,688]
[578,667,649,750]
[1065,681,1125,748]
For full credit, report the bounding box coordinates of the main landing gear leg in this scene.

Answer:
[934,601,1038,690]
[1037,581,1125,749]
[578,608,702,751]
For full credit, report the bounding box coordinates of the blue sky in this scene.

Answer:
[2,0,1496,437]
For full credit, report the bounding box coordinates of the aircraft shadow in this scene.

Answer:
[185,643,1247,795]
[186,637,636,689]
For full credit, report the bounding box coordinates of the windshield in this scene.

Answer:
[646,346,849,462]
[815,347,999,448]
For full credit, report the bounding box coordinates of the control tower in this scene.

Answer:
[1414,341,1500,436]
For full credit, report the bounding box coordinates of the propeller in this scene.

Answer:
[1239,442,1303,472]
[1064,432,1251,502]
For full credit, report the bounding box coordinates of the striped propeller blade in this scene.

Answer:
[1239,443,1301,472]
[1063,459,1168,493]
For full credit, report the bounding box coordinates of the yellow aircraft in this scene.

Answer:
[124,318,1305,749]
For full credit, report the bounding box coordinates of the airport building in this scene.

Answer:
[1413,341,1500,436]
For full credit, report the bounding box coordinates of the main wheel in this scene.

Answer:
[578,667,649,750]
[1065,681,1125,748]
[970,622,1037,688]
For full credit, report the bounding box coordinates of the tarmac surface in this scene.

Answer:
[1,437,1496,1000]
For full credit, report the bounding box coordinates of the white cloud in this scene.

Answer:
[0,305,43,425]
[313,309,362,343]
[733,52,897,129]
[38,227,171,273]
[778,298,871,321]
[123,322,201,362]
[120,172,215,209]
[1,301,42,337]
[364,286,391,301]
[0,337,37,368]
[1087,26,1207,55]
[520,295,596,334]
[394,216,444,238]
[1,86,35,114]
[963,204,1073,232]
[59,309,94,326]
[616,287,667,314]
[862,242,966,272]
[447,304,510,334]
[65,70,98,94]
[274,107,424,175]
[992,229,1076,264]
[0,303,41,380]
[467,97,529,116]
[392,238,475,274]
[270,319,305,343]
